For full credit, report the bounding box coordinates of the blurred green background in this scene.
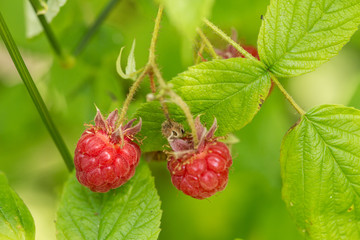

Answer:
[1,0,360,239]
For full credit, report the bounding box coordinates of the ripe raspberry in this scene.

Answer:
[166,117,232,199]
[74,108,142,193]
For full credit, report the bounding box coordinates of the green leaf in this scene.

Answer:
[159,0,214,41]
[0,172,35,240]
[56,161,162,240]
[280,104,360,238]
[258,0,360,77]
[136,58,272,152]
[25,0,67,38]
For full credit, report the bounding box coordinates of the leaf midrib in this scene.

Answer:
[267,0,346,72]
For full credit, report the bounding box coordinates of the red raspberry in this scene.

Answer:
[74,108,142,192]
[165,116,232,199]
[168,141,232,199]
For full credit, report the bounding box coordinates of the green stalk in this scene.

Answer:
[0,12,74,172]
[28,0,70,64]
[73,0,121,56]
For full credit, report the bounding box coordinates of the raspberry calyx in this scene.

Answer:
[74,108,142,193]
[166,116,232,199]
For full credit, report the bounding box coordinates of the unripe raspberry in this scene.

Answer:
[165,116,232,199]
[74,108,141,192]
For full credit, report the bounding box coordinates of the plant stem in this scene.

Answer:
[195,41,205,64]
[148,5,163,64]
[203,18,258,62]
[152,65,199,146]
[147,6,199,145]
[0,12,74,171]
[196,28,219,59]
[118,68,149,125]
[73,0,121,56]
[29,0,47,15]
[28,0,67,61]
[270,73,305,115]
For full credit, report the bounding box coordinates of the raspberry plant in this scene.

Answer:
[1,0,360,239]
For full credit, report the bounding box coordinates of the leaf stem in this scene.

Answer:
[0,12,74,171]
[196,28,219,59]
[270,73,305,115]
[203,18,258,62]
[73,0,121,56]
[28,0,69,63]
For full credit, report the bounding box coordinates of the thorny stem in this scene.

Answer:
[203,18,259,62]
[196,28,219,59]
[270,73,305,115]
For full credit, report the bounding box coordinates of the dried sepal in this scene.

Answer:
[164,115,218,159]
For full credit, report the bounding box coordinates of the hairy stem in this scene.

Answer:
[146,6,198,145]
[73,0,121,56]
[0,12,74,171]
[203,18,258,62]
[270,73,305,115]
[152,65,199,145]
[118,68,149,125]
[196,28,219,59]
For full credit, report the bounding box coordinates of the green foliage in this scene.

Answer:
[280,105,360,239]
[56,161,162,240]
[159,0,214,41]
[258,0,360,77]
[0,172,35,240]
[137,58,271,152]
[25,0,67,38]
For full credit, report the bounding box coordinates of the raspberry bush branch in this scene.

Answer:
[196,28,219,59]
[0,11,74,171]
[270,73,305,115]
[203,18,259,62]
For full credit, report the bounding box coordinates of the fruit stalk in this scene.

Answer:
[147,5,199,145]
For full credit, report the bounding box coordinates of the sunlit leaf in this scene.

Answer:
[56,161,162,240]
[258,0,360,77]
[281,104,360,238]
[136,58,272,152]
[0,172,35,240]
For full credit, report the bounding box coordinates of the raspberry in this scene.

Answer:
[165,116,232,199]
[74,108,142,192]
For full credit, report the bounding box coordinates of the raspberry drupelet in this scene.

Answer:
[74,108,142,193]
[166,116,232,199]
